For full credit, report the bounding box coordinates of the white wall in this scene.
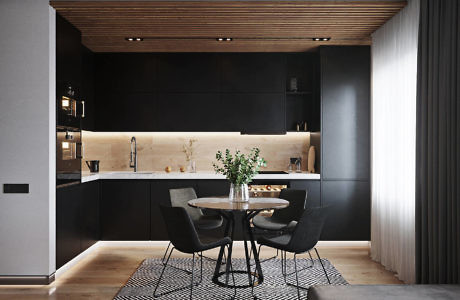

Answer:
[0,0,56,276]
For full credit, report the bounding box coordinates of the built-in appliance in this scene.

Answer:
[57,83,85,128]
[56,126,81,187]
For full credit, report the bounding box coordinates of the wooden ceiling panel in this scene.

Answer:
[51,1,406,52]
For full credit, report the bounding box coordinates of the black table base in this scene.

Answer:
[212,210,263,288]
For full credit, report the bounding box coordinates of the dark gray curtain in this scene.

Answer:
[416,0,460,284]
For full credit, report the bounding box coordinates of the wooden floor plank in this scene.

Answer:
[0,245,402,300]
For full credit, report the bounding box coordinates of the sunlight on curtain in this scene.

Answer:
[371,0,419,283]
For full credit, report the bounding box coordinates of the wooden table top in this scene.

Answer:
[188,197,289,211]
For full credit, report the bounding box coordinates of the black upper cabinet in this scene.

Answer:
[93,53,320,132]
[156,93,221,131]
[95,92,157,131]
[56,14,82,87]
[81,46,95,131]
[321,46,370,180]
[96,54,156,93]
[222,93,286,133]
[221,53,285,93]
[157,54,220,93]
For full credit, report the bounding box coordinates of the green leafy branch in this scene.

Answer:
[212,148,267,185]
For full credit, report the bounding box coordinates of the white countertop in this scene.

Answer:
[82,171,320,183]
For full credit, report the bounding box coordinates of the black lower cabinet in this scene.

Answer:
[100,180,150,240]
[80,181,100,251]
[150,180,198,240]
[289,180,321,208]
[56,181,100,269]
[56,184,81,269]
[320,180,370,241]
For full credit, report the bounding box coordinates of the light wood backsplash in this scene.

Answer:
[82,132,310,172]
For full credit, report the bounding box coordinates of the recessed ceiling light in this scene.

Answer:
[312,37,331,41]
[125,37,143,41]
[216,37,232,42]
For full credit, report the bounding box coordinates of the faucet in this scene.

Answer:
[129,136,137,172]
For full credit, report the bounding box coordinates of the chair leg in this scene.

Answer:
[154,246,174,298]
[189,253,195,300]
[293,254,301,300]
[314,248,331,284]
[227,245,237,299]
[161,241,171,264]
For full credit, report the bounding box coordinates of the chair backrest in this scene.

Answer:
[169,187,203,221]
[159,205,203,254]
[272,188,307,222]
[286,206,329,253]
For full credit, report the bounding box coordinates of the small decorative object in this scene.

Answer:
[179,166,186,172]
[213,148,266,202]
[182,138,197,173]
[296,123,300,131]
[165,166,172,173]
[303,121,308,131]
[307,146,316,173]
[290,77,298,92]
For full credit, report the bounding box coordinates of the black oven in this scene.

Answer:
[56,126,81,187]
[57,83,85,128]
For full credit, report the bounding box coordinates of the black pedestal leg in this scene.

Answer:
[213,212,233,283]
[246,211,264,286]
[241,213,253,285]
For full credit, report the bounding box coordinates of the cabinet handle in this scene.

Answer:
[81,101,85,118]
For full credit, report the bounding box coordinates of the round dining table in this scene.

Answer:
[188,197,289,288]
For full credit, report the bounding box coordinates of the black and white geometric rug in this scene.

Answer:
[114,257,348,299]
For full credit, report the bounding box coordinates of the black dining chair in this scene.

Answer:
[155,205,236,299]
[255,206,331,300]
[161,187,224,266]
[252,188,307,260]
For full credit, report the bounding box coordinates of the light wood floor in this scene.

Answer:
[0,244,402,300]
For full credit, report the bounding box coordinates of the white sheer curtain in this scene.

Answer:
[371,0,419,283]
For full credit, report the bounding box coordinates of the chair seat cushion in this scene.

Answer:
[194,214,223,230]
[257,233,292,252]
[308,285,460,300]
[200,236,232,252]
[253,215,297,231]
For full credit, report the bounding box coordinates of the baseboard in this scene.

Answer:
[0,273,55,285]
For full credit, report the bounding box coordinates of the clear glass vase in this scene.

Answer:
[229,183,249,202]
[187,160,196,173]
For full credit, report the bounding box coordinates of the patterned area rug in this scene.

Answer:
[114,257,348,299]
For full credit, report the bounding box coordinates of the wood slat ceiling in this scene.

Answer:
[50,1,407,52]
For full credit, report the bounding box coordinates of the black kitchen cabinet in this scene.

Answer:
[157,53,220,93]
[156,93,221,131]
[56,181,100,269]
[289,180,321,208]
[56,13,81,87]
[150,180,199,240]
[80,181,100,251]
[100,180,150,240]
[320,181,370,240]
[81,46,95,131]
[92,53,319,132]
[319,46,371,240]
[221,53,285,93]
[95,93,157,131]
[222,93,286,133]
[320,46,370,181]
[56,184,81,269]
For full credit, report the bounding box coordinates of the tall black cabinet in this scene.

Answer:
[319,46,371,240]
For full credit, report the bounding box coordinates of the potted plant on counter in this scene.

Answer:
[213,148,266,202]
